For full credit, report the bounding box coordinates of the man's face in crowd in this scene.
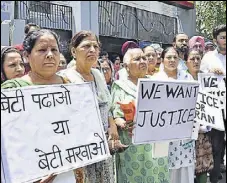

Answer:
[101,61,112,84]
[193,42,204,54]
[215,31,226,51]
[205,44,215,53]
[174,34,189,54]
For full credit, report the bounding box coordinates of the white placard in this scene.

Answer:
[198,73,226,122]
[198,73,226,91]
[195,90,225,131]
[1,82,110,183]
[133,79,199,144]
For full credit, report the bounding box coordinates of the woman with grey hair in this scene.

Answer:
[111,48,170,183]
[150,43,164,71]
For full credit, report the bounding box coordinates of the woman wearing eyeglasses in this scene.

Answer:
[100,59,115,92]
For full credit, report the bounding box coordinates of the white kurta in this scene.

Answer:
[159,58,188,72]
[153,69,196,183]
[200,49,226,74]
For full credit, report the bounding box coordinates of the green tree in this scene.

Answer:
[196,1,226,39]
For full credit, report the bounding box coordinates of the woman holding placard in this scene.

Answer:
[186,49,214,183]
[58,30,127,183]
[111,48,170,183]
[153,47,195,183]
[1,29,71,183]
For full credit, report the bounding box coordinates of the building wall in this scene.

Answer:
[51,1,71,6]
[98,1,196,55]
[13,1,195,39]
[1,1,196,47]
[112,1,177,17]
[112,1,196,37]
[50,1,196,56]
[1,1,196,38]
[1,21,10,46]
[177,8,196,37]
[55,1,99,36]
[1,2,15,46]
[1,1,14,22]
[55,1,193,38]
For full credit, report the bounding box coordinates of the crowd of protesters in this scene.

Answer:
[1,22,226,183]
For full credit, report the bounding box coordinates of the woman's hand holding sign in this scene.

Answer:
[116,101,136,137]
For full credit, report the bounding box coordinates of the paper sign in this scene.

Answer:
[1,82,110,183]
[198,73,226,123]
[195,90,224,131]
[133,79,199,144]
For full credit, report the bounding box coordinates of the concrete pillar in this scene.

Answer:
[1,1,15,21]
[1,21,10,46]
[11,19,26,45]
[70,1,99,36]
[176,8,196,37]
